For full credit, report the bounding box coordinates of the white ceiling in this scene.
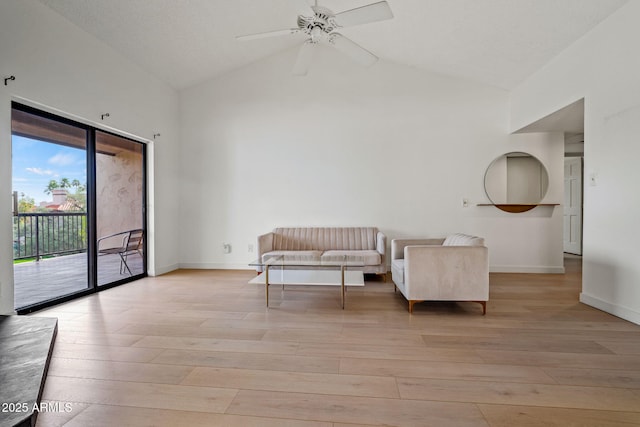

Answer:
[515,98,585,133]
[37,0,628,91]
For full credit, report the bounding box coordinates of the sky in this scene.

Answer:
[12,135,86,204]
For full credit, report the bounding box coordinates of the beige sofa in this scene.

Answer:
[391,234,489,314]
[257,227,387,275]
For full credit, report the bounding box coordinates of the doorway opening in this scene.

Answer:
[511,98,585,266]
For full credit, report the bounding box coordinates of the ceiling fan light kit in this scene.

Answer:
[297,6,335,41]
[236,1,393,76]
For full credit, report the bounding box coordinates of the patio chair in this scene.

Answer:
[97,229,144,275]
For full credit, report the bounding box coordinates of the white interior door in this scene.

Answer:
[564,157,583,255]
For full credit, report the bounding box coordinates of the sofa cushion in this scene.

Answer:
[442,233,484,247]
[261,251,322,263]
[391,259,405,284]
[321,250,381,266]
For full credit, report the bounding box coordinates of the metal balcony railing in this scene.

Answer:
[13,212,87,261]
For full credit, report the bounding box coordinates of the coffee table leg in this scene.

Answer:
[265,266,269,308]
[341,265,345,309]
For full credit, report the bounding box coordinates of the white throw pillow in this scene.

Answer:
[443,233,484,246]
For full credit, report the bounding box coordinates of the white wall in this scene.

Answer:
[511,1,640,324]
[179,44,564,274]
[475,132,565,273]
[0,0,180,314]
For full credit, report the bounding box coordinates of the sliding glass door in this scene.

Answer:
[11,103,146,312]
[12,107,89,309]
[96,131,146,286]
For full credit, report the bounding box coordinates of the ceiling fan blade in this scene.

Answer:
[329,34,378,67]
[293,41,315,76]
[236,28,300,41]
[333,1,393,28]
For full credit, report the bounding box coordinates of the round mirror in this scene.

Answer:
[484,152,549,213]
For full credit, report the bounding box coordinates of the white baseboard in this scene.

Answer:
[148,263,180,276]
[580,293,640,325]
[490,265,565,274]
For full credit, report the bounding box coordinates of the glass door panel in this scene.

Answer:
[95,131,145,286]
[11,107,89,310]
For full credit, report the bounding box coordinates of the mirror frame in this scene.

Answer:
[483,151,549,213]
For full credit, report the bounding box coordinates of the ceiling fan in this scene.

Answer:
[236,0,393,76]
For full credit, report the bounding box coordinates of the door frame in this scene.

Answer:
[563,155,584,255]
[12,102,147,314]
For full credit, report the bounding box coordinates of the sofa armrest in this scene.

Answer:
[391,238,444,260]
[376,231,387,261]
[257,232,274,260]
[404,245,489,301]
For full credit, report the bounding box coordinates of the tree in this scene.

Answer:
[71,179,83,191]
[67,193,86,211]
[44,179,59,195]
[42,178,87,211]
[17,193,35,212]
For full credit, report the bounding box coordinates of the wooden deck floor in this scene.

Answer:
[14,252,144,309]
[29,257,640,426]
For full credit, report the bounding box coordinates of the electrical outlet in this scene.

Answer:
[248,244,254,253]
[462,198,469,208]
[223,243,232,254]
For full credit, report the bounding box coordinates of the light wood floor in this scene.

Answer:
[31,257,640,426]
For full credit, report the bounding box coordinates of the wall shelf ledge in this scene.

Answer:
[476,203,559,213]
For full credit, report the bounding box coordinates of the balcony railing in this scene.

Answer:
[13,212,87,261]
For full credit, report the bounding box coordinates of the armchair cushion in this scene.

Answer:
[391,259,405,285]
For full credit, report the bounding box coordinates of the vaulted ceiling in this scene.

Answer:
[37,0,628,90]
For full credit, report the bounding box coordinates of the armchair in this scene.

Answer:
[391,234,489,314]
